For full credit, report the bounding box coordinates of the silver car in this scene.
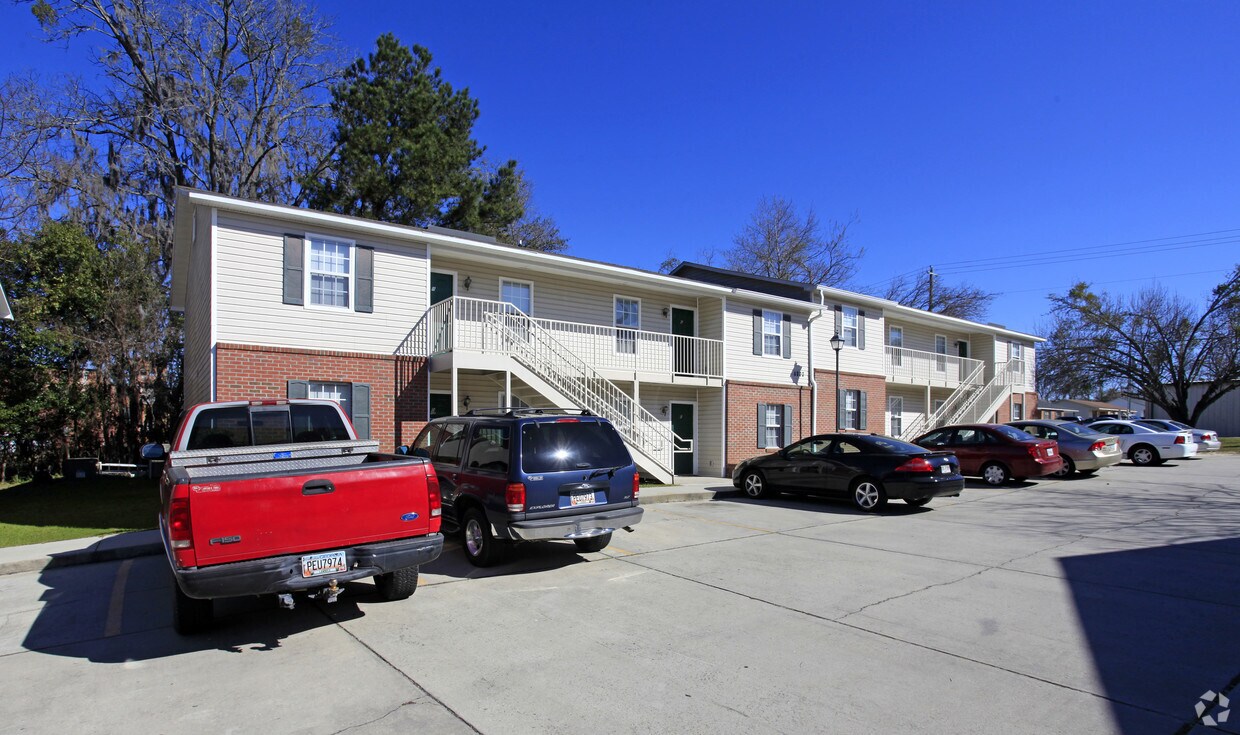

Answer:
[1007,420,1122,477]
[1135,419,1221,453]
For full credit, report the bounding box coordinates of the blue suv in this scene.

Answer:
[408,408,643,566]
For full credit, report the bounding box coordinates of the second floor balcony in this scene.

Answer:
[885,346,985,389]
[411,297,724,382]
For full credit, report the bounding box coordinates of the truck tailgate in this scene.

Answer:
[187,459,435,566]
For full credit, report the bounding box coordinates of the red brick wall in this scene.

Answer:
[214,343,427,451]
[724,373,887,474]
[813,370,887,435]
[1025,392,1038,420]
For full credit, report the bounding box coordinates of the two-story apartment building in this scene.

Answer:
[170,189,1042,483]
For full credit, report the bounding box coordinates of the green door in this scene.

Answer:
[671,307,695,374]
[429,393,453,420]
[430,272,454,305]
[671,402,694,476]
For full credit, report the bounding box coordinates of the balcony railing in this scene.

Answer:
[410,297,723,379]
[884,346,985,389]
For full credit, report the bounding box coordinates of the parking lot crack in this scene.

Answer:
[835,567,993,622]
[329,700,418,735]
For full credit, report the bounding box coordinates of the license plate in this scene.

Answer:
[1047,447,1055,456]
[940,464,952,474]
[570,492,597,506]
[301,550,347,578]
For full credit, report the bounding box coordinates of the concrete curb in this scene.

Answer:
[0,488,736,576]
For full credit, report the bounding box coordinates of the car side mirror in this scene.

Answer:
[140,442,167,460]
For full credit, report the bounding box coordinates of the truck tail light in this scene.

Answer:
[426,469,442,518]
[1175,434,1186,444]
[633,471,641,499]
[895,457,935,473]
[506,483,526,513]
[169,483,195,568]
[1089,441,1106,452]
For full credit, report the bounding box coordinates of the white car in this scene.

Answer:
[1089,420,1198,466]
[1136,419,1222,453]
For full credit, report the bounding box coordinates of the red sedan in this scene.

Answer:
[913,423,1063,486]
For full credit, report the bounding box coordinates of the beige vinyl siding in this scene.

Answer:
[970,335,997,380]
[430,255,696,335]
[886,387,925,436]
[817,303,885,376]
[634,384,724,477]
[213,212,429,355]
[697,297,725,342]
[724,297,810,384]
[183,206,214,404]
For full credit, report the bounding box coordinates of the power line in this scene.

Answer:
[995,268,1231,296]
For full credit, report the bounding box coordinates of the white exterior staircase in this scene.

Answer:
[899,359,1026,440]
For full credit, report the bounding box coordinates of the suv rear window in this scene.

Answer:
[520,420,631,473]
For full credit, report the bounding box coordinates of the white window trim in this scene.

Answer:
[614,295,642,356]
[498,278,534,314]
[842,389,860,430]
[761,309,784,359]
[308,381,352,417]
[303,232,356,311]
[841,306,859,348]
[888,325,903,348]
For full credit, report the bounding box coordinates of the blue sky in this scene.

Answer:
[3,1,1238,335]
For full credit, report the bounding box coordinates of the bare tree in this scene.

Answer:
[727,197,862,287]
[878,271,997,321]
[4,0,340,273]
[1037,269,1240,424]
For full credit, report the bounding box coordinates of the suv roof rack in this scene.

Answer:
[462,407,594,417]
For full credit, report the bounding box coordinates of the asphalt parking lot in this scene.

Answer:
[2,455,1238,734]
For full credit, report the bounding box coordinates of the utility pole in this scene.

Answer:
[927,266,936,312]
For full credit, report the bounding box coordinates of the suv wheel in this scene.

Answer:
[374,567,419,600]
[573,532,612,553]
[463,507,505,567]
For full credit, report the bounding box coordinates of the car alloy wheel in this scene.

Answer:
[852,479,886,512]
[742,471,768,499]
[1052,456,1075,478]
[982,462,1009,486]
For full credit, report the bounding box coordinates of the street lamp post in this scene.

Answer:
[830,333,844,430]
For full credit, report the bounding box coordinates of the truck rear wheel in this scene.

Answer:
[374,567,419,601]
[172,583,213,635]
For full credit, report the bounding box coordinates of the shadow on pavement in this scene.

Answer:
[1059,537,1240,734]
[422,536,589,580]
[711,492,934,516]
[20,554,387,663]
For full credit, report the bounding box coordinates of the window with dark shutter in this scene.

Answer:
[781,314,792,358]
[287,380,309,399]
[351,384,371,440]
[283,235,304,305]
[355,246,374,313]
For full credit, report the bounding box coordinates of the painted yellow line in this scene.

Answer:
[606,546,635,556]
[104,559,133,637]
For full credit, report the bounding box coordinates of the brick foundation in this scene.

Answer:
[214,343,428,451]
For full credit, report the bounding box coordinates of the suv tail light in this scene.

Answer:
[633,471,641,500]
[1088,440,1106,452]
[169,483,195,567]
[1175,434,1186,444]
[506,482,526,513]
[426,469,442,518]
[895,457,935,473]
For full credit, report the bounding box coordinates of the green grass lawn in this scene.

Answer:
[1220,437,1240,453]
[0,475,160,548]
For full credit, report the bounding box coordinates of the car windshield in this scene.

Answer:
[520,420,632,473]
[863,436,928,454]
[993,425,1036,441]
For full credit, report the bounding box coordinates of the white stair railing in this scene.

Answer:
[899,360,986,440]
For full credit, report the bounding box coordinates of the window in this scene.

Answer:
[842,306,858,347]
[889,326,903,366]
[409,425,442,458]
[831,438,863,454]
[1012,401,1024,420]
[762,310,783,356]
[500,280,532,314]
[615,296,640,354]
[918,429,952,447]
[1011,342,1024,361]
[934,335,947,372]
[432,422,468,465]
[842,390,859,430]
[308,237,352,308]
[763,403,784,447]
[889,396,903,437]
[465,425,512,474]
[309,381,352,419]
[520,421,631,473]
[933,399,947,415]
[186,406,250,449]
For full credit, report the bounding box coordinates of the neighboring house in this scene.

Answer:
[1034,401,1081,421]
[1,281,11,320]
[1148,382,1240,437]
[1049,399,1138,420]
[169,189,1044,481]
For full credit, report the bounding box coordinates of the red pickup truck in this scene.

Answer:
[159,399,443,634]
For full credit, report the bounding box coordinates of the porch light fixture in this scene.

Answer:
[830,333,844,430]
[662,307,669,317]
[463,276,471,291]
[661,405,668,416]
[463,395,471,409]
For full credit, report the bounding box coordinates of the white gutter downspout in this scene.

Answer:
[806,291,828,435]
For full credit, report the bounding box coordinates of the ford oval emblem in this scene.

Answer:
[400,512,419,522]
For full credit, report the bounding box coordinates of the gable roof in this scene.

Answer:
[0,281,11,320]
[670,262,817,301]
